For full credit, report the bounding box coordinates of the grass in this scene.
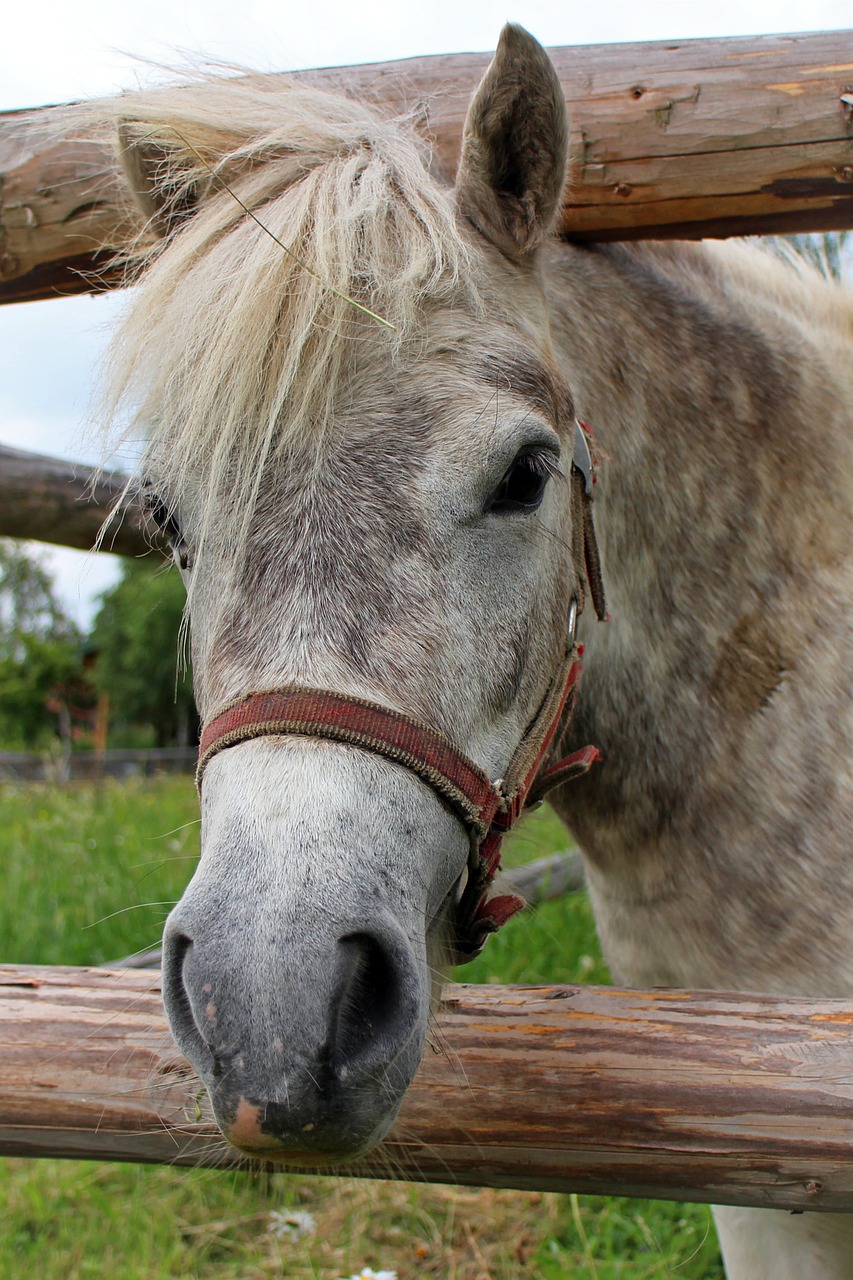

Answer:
[0,777,724,1278]
[1,776,197,966]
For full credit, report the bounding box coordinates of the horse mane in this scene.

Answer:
[57,68,851,557]
[59,71,479,543]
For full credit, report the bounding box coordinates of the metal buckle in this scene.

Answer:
[572,419,594,498]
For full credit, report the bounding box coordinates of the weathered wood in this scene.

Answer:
[3,964,853,1211]
[0,445,149,556]
[1,30,852,303]
[501,849,585,904]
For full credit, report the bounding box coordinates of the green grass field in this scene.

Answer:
[0,778,724,1279]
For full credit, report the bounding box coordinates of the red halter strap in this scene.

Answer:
[196,647,598,962]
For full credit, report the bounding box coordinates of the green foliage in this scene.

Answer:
[538,1195,724,1279]
[0,785,723,1277]
[0,540,83,747]
[91,559,196,747]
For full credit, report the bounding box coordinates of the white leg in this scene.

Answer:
[714,1206,853,1279]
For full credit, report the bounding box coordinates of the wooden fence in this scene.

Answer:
[1,29,853,1207]
[4,966,853,1211]
[0,746,197,781]
[1,30,852,303]
[0,444,148,556]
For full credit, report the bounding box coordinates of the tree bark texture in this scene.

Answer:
[3,965,853,1211]
[0,445,150,557]
[1,30,852,303]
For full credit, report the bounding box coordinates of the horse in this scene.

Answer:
[75,24,851,1278]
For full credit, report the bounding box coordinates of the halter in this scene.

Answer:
[196,421,606,962]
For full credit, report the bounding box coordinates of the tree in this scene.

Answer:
[91,559,196,747]
[0,539,84,748]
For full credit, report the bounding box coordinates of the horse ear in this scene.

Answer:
[455,24,568,260]
[117,122,201,240]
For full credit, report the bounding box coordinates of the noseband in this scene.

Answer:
[197,422,606,962]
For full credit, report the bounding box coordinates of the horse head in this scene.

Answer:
[112,25,594,1160]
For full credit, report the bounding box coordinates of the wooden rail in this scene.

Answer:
[1,30,852,303]
[4,964,853,1211]
[0,444,149,556]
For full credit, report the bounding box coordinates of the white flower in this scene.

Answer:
[267,1209,317,1241]
[338,1270,398,1280]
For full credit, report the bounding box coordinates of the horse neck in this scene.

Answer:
[547,239,847,608]
[541,240,852,987]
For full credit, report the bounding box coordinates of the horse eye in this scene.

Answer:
[142,489,192,570]
[487,449,560,515]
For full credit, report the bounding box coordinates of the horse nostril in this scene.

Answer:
[162,926,215,1073]
[331,932,409,1074]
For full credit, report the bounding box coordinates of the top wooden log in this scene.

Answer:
[1,29,852,304]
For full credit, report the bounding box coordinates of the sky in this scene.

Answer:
[1,0,851,625]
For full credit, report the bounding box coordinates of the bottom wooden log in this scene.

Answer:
[2,965,853,1211]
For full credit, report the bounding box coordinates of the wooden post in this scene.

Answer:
[92,693,109,758]
[1,30,852,304]
[4,964,853,1211]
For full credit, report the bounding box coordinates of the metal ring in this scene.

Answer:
[572,419,594,498]
[568,596,579,644]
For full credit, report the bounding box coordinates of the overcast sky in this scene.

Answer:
[2,0,850,624]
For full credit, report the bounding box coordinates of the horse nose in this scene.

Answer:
[161,913,425,1156]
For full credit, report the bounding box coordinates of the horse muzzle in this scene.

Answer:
[163,898,427,1160]
[160,738,460,1161]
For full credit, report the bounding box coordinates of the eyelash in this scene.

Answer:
[142,489,192,570]
[486,448,562,514]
